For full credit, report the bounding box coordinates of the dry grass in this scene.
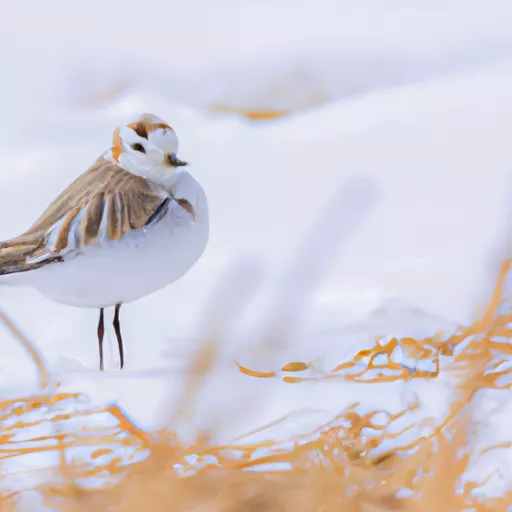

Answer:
[0,259,512,511]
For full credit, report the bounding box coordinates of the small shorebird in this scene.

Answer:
[0,113,209,370]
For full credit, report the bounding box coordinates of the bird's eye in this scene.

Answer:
[131,143,146,153]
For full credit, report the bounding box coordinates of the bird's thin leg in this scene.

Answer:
[113,304,124,369]
[97,308,105,371]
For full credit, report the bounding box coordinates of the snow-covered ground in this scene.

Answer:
[1,0,512,499]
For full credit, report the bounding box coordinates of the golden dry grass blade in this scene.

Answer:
[0,263,511,510]
[0,307,48,389]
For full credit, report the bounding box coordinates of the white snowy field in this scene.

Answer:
[0,0,512,499]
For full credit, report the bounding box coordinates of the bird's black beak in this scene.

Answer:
[168,153,188,167]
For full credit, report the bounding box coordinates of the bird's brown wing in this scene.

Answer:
[0,156,170,275]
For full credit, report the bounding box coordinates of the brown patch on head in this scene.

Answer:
[111,128,123,163]
[128,116,173,139]
[149,122,173,132]
[127,121,149,139]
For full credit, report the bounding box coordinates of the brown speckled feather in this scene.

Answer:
[0,156,169,275]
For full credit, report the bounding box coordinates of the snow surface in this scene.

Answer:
[1,0,512,498]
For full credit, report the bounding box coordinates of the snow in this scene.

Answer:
[0,0,512,500]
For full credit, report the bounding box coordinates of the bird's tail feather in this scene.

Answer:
[0,235,46,277]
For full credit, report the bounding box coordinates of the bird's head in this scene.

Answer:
[107,113,188,188]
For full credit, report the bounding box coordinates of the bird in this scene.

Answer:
[0,113,209,370]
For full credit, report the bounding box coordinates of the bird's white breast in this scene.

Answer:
[22,173,209,308]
